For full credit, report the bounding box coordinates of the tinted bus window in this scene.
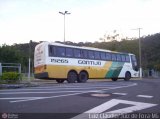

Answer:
[126,55,130,62]
[94,51,100,60]
[56,47,65,57]
[74,49,81,58]
[106,52,111,60]
[111,53,116,61]
[49,45,54,56]
[116,54,121,61]
[66,48,73,57]
[81,50,88,59]
[88,50,94,59]
[100,52,106,60]
[121,55,126,62]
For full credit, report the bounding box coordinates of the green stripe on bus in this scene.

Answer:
[106,62,124,78]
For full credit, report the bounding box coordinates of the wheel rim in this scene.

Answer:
[78,72,88,83]
[125,72,131,81]
[67,72,77,83]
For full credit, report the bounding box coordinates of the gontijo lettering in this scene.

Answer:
[78,60,101,66]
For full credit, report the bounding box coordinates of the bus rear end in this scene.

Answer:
[34,42,48,79]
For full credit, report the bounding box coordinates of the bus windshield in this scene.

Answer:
[131,55,138,71]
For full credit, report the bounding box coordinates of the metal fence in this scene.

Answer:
[0,63,21,75]
[143,70,160,78]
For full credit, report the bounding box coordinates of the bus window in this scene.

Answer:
[116,54,121,61]
[81,50,88,59]
[121,55,126,62]
[74,49,81,58]
[66,48,73,57]
[106,52,111,60]
[94,51,100,60]
[100,52,106,60]
[88,50,94,59]
[126,55,130,62]
[111,53,116,61]
[48,45,54,56]
[56,47,65,57]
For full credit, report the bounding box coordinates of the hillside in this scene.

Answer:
[0,33,160,72]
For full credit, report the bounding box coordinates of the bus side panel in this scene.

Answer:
[46,61,112,79]
[88,61,112,79]
[105,62,125,78]
[118,63,139,78]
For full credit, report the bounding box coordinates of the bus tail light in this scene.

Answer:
[44,65,47,69]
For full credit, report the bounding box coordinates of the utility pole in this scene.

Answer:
[132,28,142,78]
[28,40,32,82]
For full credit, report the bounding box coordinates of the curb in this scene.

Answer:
[0,83,38,89]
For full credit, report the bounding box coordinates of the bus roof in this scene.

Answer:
[39,41,134,55]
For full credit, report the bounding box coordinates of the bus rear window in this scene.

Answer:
[48,45,54,57]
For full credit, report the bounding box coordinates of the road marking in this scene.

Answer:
[86,99,157,113]
[112,93,127,95]
[0,83,135,92]
[0,86,111,91]
[0,97,45,100]
[10,92,86,103]
[137,95,153,98]
[0,91,83,94]
[72,99,157,119]
[9,83,137,103]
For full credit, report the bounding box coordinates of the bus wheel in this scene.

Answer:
[78,71,88,83]
[124,72,131,81]
[56,79,65,83]
[111,78,118,81]
[67,71,77,83]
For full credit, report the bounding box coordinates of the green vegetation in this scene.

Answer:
[0,72,22,83]
[0,33,160,72]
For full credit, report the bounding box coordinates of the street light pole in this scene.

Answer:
[59,11,71,43]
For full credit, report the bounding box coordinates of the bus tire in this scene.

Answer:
[78,71,88,83]
[111,78,118,81]
[124,72,131,81]
[67,71,77,83]
[56,79,65,83]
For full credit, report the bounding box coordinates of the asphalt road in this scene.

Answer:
[0,78,160,119]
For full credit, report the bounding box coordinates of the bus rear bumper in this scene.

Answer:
[34,72,48,79]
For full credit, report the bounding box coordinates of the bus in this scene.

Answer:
[34,42,139,83]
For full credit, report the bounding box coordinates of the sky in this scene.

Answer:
[0,0,160,45]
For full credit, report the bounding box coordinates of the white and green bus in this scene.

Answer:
[34,42,139,83]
